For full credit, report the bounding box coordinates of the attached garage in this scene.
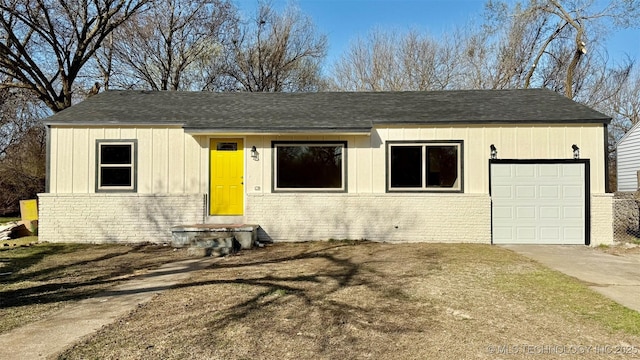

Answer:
[490,160,590,245]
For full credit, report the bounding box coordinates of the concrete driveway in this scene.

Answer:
[503,245,640,313]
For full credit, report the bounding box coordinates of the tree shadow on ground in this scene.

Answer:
[0,243,175,308]
[157,241,444,353]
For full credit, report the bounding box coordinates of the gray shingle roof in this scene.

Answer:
[44,89,611,133]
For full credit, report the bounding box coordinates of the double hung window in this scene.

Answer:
[96,140,137,192]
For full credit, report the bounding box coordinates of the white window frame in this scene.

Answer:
[96,140,137,192]
[387,141,463,192]
[272,141,347,192]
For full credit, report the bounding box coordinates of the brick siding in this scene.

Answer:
[591,194,614,246]
[38,193,205,243]
[246,193,492,243]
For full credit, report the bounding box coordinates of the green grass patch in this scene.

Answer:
[495,268,640,335]
[272,288,287,296]
[0,236,39,249]
[0,217,20,224]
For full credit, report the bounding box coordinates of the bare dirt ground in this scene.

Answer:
[58,241,640,360]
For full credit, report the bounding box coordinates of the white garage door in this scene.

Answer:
[491,161,588,245]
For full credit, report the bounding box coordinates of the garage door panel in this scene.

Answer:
[516,186,536,198]
[564,228,584,241]
[517,227,536,240]
[493,227,514,242]
[539,207,560,218]
[563,186,583,199]
[515,165,536,177]
[539,165,560,177]
[516,207,536,219]
[492,185,513,199]
[562,164,583,177]
[540,227,560,241]
[493,207,513,219]
[491,162,587,245]
[539,185,560,199]
[563,206,584,219]
[492,165,513,177]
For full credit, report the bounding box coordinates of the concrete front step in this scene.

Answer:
[171,224,259,257]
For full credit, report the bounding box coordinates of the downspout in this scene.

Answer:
[604,123,610,193]
[45,125,51,193]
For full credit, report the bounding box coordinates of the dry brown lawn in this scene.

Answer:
[0,242,194,334]
[56,241,640,360]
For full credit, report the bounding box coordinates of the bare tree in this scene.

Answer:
[0,87,43,158]
[217,2,327,92]
[0,0,152,112]
[93,34,115,91]
[330,29,459,91]
[458,29,497,89]
[0,89,25,157]
[0,82,46,214]
[0,122,45,214]
[485,0,640,98]
[99,0,238,91]
[331,30,401,91]
[604,64,639,190]
[601,62,640,146]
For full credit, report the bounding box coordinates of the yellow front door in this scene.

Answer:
[210,139,244,215]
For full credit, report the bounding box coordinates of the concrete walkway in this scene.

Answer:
[0,257,219,360]
[503,245,640,313]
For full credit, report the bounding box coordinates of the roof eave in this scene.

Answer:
[183,127,373,135]
[373,118,612,125]
[44,121,185,127]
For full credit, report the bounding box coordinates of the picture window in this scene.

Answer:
[273,142,346,192]
[387,141,462,192]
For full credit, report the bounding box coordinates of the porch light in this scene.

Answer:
[251,146,259,160]
[572,144,580,159]
[490,144,497,159]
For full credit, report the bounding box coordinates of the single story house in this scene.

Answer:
[616,121,640,192]
[39,89,613,246]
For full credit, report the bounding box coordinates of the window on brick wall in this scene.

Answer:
[96,140,137,192]
[273,141,346,192]
[387,141,463,192]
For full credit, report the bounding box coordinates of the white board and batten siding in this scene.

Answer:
[48,126,208,194]
[491,161,588,245]
[617,122,640,192]
[48,123,607,197]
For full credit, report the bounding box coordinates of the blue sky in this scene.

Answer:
[235,0,639,70]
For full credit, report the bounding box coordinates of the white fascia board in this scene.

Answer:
[45,122,185,128]
[183,128,372,136]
